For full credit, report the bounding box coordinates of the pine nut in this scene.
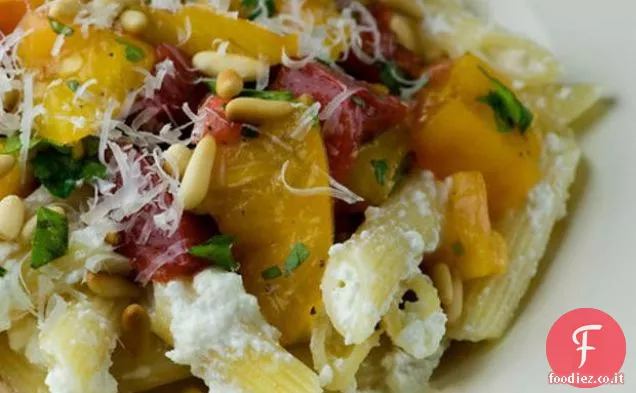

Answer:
[379,0,423,19]
[371,83,390,95]
[430,263,453,306]
[192,51,267,81]
[48,0,82,20]
[86,272,141,299]
[121,304,151,357]
[390,14,418,52]
[225,97,294,124]
[0,154,16,178]
[445,267,464,325]
[120,10,149,34]
[21,206,65,242]
[59,54,84,77]
[0,196,25,241]
[162,144,193,180]
[179,135,216,210]
[104,231,121,246]
[216,69,244,99]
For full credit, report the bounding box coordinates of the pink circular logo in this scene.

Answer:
[546,308,626,388]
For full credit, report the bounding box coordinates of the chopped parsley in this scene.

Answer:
[284,242,310,273]
[451,241,465,257]
[390,153,412,194]
[31,207,69,269]
[240,89,294,101]
[31,145,106,199]
[48,18,74,36]
[261,266,283,280]
[0,266,6,278]
[1,135,42,155]
[115,38,145,63]
[189,235,239,272]
[477,68,533,134]
[352,95,367,107]
[241,0,276,20]
[66,79,80,92]
[241,125,259,139]
[371,159,389,186]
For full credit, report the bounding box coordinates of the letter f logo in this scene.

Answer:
[572,324,602,368]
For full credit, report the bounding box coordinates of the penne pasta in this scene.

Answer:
[0,334,49,393]
[381,273,446,359]
[321,171,442,346]
[38,295,121,393]
[152,269,322,393]
[449,130,581,341]
[310,313,381,392]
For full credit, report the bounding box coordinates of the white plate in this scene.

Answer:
[434,0,634,392]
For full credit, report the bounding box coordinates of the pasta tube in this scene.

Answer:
[382,273,446,359]
[38,295,121,393]
[152,269,321,393]
[519,83,603,127]
[450,130,581,341]
[0,333,49,393]
[310,313,381,392]
[321,171,442,345]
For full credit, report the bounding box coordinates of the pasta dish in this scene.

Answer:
[0,0,601,392]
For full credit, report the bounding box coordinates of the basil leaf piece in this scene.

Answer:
[1,135,42,155]
[240,89,294,101]
[284,242,310,273]
[261,266,283,280]
[477,68,533,134]
[371,159,389,186]
[189,235,239,272]
[48,18,74,36]
[31,207,69,269]
[242,0,276,20]
[66,79,80,92]
[0,266,6,278]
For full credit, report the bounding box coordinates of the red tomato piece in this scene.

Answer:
[339,4,425,82]
[198,95,243,145]
[271,63,407,183]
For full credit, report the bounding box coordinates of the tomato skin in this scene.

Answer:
[140,44,208,131]
[339,4,425,82]
[199,95,243,145]
[271,63,407,183]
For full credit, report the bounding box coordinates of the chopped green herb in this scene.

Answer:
[451,241,465,257]
[31,207,69,269]
[241,0,275,20]
[66,79,80,92]
[189,235,239,272]
[206,80,217,93]
[371,159,389,186]
[115,38,145,63]
[0,266,6,278]
[241,125,259,139]
[261,266,283,280]
[48,18,74,36]
[240,89,294,101]
[477,67,533,134]
[284,242,310,273]
[83,136,101,157]
[378,61,409,95]
[1,135,42,155]
[390,153,412,195]
[352,95,366,107]
[32,147,106,198]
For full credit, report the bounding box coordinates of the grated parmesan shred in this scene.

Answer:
[280,160,363,204]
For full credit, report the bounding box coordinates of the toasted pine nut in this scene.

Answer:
[104,231,121,246]
[121,304,151,357]
[86,272,141,299]
[21,206,65,242]
[370,83,390,95]
[216,69,244,99]
[225,97,294,124]
[430,263,453,306]
[192,51,267,81]
[298,94,314,106]
[390,14,417,52]
[0,196,25,241]
[120,10,149,34]
[445,267,464,325]
[162,144,193,180]
[379,0,423,19]
[0,154,16,178]
[179,135,216,210]
[48,0,82,20]
[59,54,83,77]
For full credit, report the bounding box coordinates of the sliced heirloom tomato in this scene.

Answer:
[197,95,243,144]
[18,12,155,145]
[411,54,542,220]
[0,0,43,34]
[197,107,333,345]
[272,63,407,183]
